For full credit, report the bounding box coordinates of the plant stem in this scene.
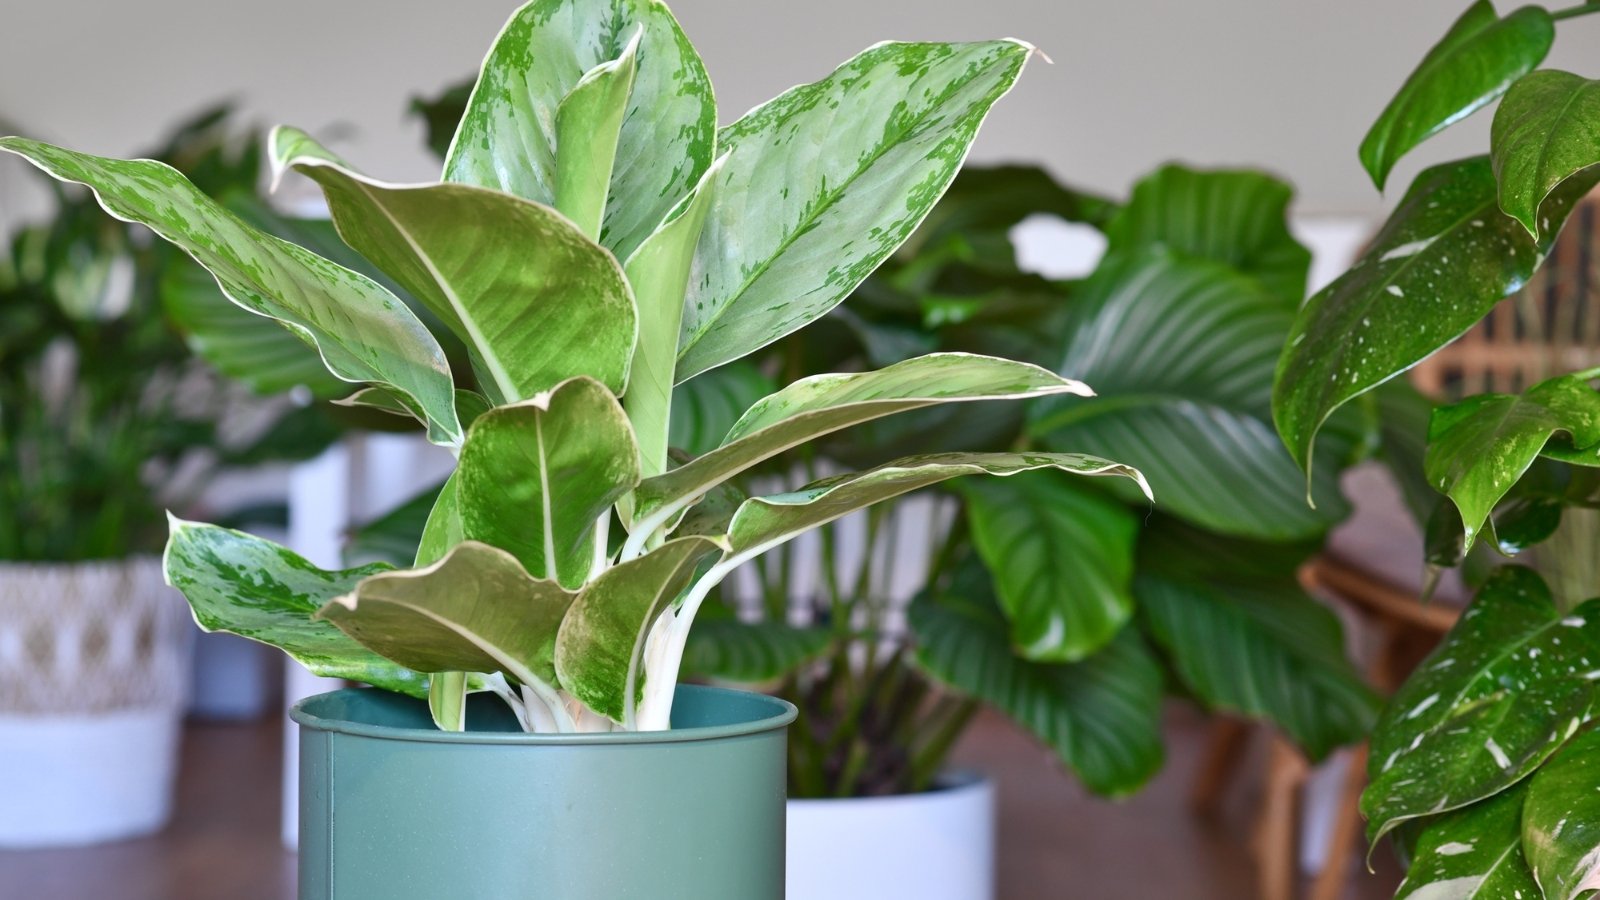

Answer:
[909,696,980,791]
[1569,365,1600,381]
[1551,1,1600,20]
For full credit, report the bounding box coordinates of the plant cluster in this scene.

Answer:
[1,0,1165,734]
[1273,2,1600,895]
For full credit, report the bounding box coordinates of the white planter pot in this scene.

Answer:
[0,558,192,847]
[786,771,995,900]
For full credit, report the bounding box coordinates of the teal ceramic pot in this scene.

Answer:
[291,685,796,900]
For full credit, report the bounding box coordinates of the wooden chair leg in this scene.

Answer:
[1309,744,1370,900]
[1190,717,1254,817]
[1254,735,1310,900]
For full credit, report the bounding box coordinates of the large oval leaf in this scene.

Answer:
[1358,1,1553,191]
[1273,156,1585,481]
[675,40,1032,380]
[1491,69,1600,240]
[164,516,426,697]
[1031,251,1350,539]
[960,471,1137,663]
[1396,788,1540,899]
[1103,164,1310,305]
[0,138,461,441]
[1524,725,1600,900]
[1363,567,1600,845]
[455,377,641,588]
[274,128,637,404]
[1426,374,1600,553]
[910,586,1164,797]
[317,541,575,690]
[1137,573,1376,760]
[443,0,716,261]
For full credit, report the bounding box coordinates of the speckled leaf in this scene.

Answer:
[624,157,725,477]
[633,353,1090,540]
[1359,1,1553,191]
[273,127,636,403]
[555,536,722,726]
[0,138,460,441]
[1137,573,1377,761]
[1364,567,1600,845]
[960,471,1137,663]
[1396,788,1540,900]
[910,587,1164,797]
[1273,156,1585,483]
[1492,69,1600,240]
[443,0,715,262]
[682,615,831,683]
[416,471,462,568]
[723,452,1149,562]
[1103,164,1311,304]
[552,30,639,239]
[676,40,1032,380]
[317,541,575,690]
[455,378,640,588]
[1525,725,1600,900]
[163,516,426,697]
[1426,374,1600,553]
[1031,251,1351,540]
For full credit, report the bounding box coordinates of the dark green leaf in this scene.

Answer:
[1492,69,1600,239]
[1359,1,1553,190]
[1523,725,1600,900]
[1395,787,1539,899]
[682,615,831,683]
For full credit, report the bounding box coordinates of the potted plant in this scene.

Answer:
[1273,2,1600,895]
[659,161,1381,899]
[0,108,341,847]
[1,1,1156,894]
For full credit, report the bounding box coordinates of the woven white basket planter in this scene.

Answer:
[786,771,996,900]
[0,557,192,847]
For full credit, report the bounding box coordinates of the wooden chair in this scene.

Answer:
[1194,193,1600,899]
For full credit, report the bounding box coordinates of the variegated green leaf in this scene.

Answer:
[1396,788,1540,900]
[428,671,469,732]
[961,471,1137,663]
[416,471,462,568]
[1359,0,1553,191]
[555,536,723,726]
[1364,567,1600,845]
[456,377,640,588]
[317,541,575,690]
[631,353,1090,544]
[0,137,461,441]
[910,586,1164,797]
[1525,725,1600,900]
[443,0,716,262]
[273,127,636,403]
[624,157,725,477]
[552,29,640,239]
[723,452,1149,562]
[668,361,776,458]
[676,40,1032,380]
[1425,374,1600,554]
[1491,69,1600,240]
[163,516,426,697]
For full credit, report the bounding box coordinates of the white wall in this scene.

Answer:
[2,0,1598,216]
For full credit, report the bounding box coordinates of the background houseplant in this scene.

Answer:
[0,107,341,847]
[1,0,1158,893]
[1273,1,1600,896]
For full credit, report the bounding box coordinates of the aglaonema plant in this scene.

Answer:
[0,0,1151,734]
[1273,2,1600,896]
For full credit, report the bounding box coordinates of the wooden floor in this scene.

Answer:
[0,706,1401,899]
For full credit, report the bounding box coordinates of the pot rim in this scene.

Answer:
[290,684,797,746]
[786,768,992,807]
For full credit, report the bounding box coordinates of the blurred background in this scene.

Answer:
[4,2,1599,899]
